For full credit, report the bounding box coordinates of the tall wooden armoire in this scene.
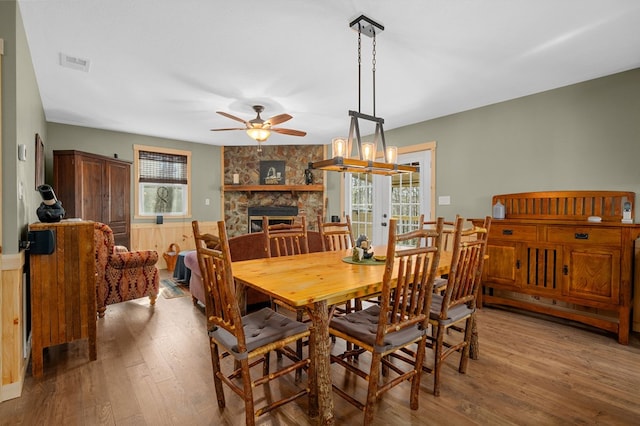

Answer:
[53,150,131,247]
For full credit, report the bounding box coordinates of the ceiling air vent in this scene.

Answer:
[59,53,90,72]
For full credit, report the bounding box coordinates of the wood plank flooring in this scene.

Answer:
[2,271,640,425]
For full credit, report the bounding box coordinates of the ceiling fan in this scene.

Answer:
[211,105,306,150]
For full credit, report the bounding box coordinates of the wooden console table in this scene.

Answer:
[29,220,97,377]
[480,191,640,344]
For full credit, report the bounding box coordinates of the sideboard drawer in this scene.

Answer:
[489,224,537,242]
[546,226,622,245]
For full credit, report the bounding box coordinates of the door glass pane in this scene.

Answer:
[350,173,373,238]
[391,163,422,235]
[345,149,432,244]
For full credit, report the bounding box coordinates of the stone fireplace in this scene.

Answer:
[223,145,325,237]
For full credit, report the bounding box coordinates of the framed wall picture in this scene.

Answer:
[259,160,285,185]
[35,133,44,189]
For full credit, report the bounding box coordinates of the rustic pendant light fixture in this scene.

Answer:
[309,15,418,176]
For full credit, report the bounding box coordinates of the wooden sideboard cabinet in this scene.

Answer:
[481,191,640,344]
[29,220,97,378]
[53,150,131,247]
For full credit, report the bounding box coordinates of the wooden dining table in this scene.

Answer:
[232,247,455,425]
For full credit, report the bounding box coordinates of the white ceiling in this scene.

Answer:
[18,0,640,148]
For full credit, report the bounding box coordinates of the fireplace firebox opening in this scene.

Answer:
[247,206,299,233]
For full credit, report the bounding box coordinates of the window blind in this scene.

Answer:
[138,150,187,184]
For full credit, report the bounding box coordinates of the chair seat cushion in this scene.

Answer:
[330,305,426,352]
[433,277,448,291]
[210,307,309,359]
[430,294,475,325]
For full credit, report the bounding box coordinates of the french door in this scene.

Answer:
[345,149,432,245]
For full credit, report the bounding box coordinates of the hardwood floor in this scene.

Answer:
[2,271,640,425]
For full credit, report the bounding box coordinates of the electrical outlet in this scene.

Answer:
[438,195,451,205]
[205,198,210,206]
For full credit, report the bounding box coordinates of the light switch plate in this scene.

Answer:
[438,196,451,205]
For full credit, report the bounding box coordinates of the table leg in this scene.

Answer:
[309,300,334,425]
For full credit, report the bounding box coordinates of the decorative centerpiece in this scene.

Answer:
[351,234,373,262]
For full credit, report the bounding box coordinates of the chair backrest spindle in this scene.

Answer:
[317,215,355,252]
[263,216,309,257]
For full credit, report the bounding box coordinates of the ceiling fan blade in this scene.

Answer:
[272,128,307,137]
[265,113,292,126]
[216,111,248,124]
[210,127,246,131]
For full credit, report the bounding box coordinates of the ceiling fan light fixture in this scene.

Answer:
[212,104,304,150]
[246,127,271,142]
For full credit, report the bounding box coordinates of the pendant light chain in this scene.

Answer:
[372,31,377,117]
[357,29,362,113]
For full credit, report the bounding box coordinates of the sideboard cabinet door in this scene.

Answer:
[562,246,621,304]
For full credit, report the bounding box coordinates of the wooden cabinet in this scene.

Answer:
[562,245,621,304]
[53,150,131,247]
[481,191,640,344]
[29,221,97,378]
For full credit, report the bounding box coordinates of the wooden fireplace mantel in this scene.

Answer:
[223,184,324,195]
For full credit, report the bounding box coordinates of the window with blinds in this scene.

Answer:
[134,145,191,217]
[138,151,188,184]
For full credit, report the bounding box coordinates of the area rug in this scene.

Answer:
[160,279,190,299]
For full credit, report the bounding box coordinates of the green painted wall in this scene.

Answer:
[1,0,48,254]
[327,68,640,220]
[46,123,221,223]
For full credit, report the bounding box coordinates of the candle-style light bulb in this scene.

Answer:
[362,142,375,161]
[386,146,398,163]
[332,138,345,157]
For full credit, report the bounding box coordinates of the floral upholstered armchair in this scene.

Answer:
[94,222,160,318]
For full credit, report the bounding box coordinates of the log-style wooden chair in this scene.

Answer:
[317,214,362,315]
[263,215,309,257]
[419,215,460,294]
[428,215,491,396]
[317,214,355,251]
[192,220,311,425]
[262,215,310,380]
[329,218,444,425]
